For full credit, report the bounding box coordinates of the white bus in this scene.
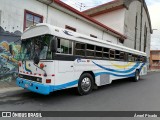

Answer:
[16,23,147,95]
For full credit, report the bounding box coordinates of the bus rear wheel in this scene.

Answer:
[77,73,94,95]
[133,70,140,82]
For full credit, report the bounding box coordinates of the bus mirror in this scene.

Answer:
[34,55,40,65]
[50,37,57,53]
[9,45,13,55]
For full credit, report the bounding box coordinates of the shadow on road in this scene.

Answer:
[1,76,146,105]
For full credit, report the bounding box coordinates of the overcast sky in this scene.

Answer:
[61,0,160,50]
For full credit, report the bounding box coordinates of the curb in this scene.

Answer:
[148,70,160,72]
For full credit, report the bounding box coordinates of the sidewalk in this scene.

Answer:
[0,87,23,94]
[0,80,23,94]
[148,69,160,72]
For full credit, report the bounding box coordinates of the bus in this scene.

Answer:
[16,23,147,95]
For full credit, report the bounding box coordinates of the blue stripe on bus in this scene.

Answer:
[16,78,78,95]
[92,61,140,73]
[50,80,78,91]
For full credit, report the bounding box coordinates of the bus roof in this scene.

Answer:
[21,23,147,56]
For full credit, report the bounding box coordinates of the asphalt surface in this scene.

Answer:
[0,72,160,120]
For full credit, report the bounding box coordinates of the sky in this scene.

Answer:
[147,0,160,50]
[61,0,160,50]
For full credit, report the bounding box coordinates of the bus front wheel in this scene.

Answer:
[77,73,94,95]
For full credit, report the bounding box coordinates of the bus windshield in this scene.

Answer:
[19,35,52,61]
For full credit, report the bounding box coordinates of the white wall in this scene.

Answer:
[0,0,47,33]
[48,6,103,39]
[88,0,151,57]
[0,0,119,44]
[92,8,126,34]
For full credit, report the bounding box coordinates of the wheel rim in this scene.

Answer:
[136,75,139,80]
[81,77,91,92]
[136,71,139,80]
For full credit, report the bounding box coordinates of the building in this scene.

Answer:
[0,0,152,84]
[0,0,126,83]
[0,0,126,43]
[150,50,160,70]
[84,0,152,58]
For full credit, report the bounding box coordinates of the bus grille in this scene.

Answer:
[19,74,42,83]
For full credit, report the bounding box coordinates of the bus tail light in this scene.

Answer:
[46,79,51,83]
[40,63,45,69]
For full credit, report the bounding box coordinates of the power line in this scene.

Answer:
[75,2,86,11]
[61,0,100,11]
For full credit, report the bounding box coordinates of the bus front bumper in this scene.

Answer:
[16,77,51,95]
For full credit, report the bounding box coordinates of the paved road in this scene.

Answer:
[0,72,160,119]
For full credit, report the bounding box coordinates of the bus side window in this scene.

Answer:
[141,57,144,62]
[57,38,73,54]
[103,48,109,59]
[115,50,120,60]
[120,52,124,61]
[86,44,95,57]
[137,56,141,62]
[75,42,85,56]
[131,54,135,62]
[140,56,145,62]
[57,38,61,53]
[110,49,115,60]
[144,56,147,62]
[134,55,137,62]
[124,53,128,61]
[95,46,103,58]
[128,54,132,62]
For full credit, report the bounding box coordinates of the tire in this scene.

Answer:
[77,73,94,95]
[133,70,140,82]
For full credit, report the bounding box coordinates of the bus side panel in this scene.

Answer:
[139,63,147,76]
[92,60,146,86]
[54,60,77,90]
[43,61,55,85]
[92,60,130,86]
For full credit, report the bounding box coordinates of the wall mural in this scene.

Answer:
[0,26,21,84]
